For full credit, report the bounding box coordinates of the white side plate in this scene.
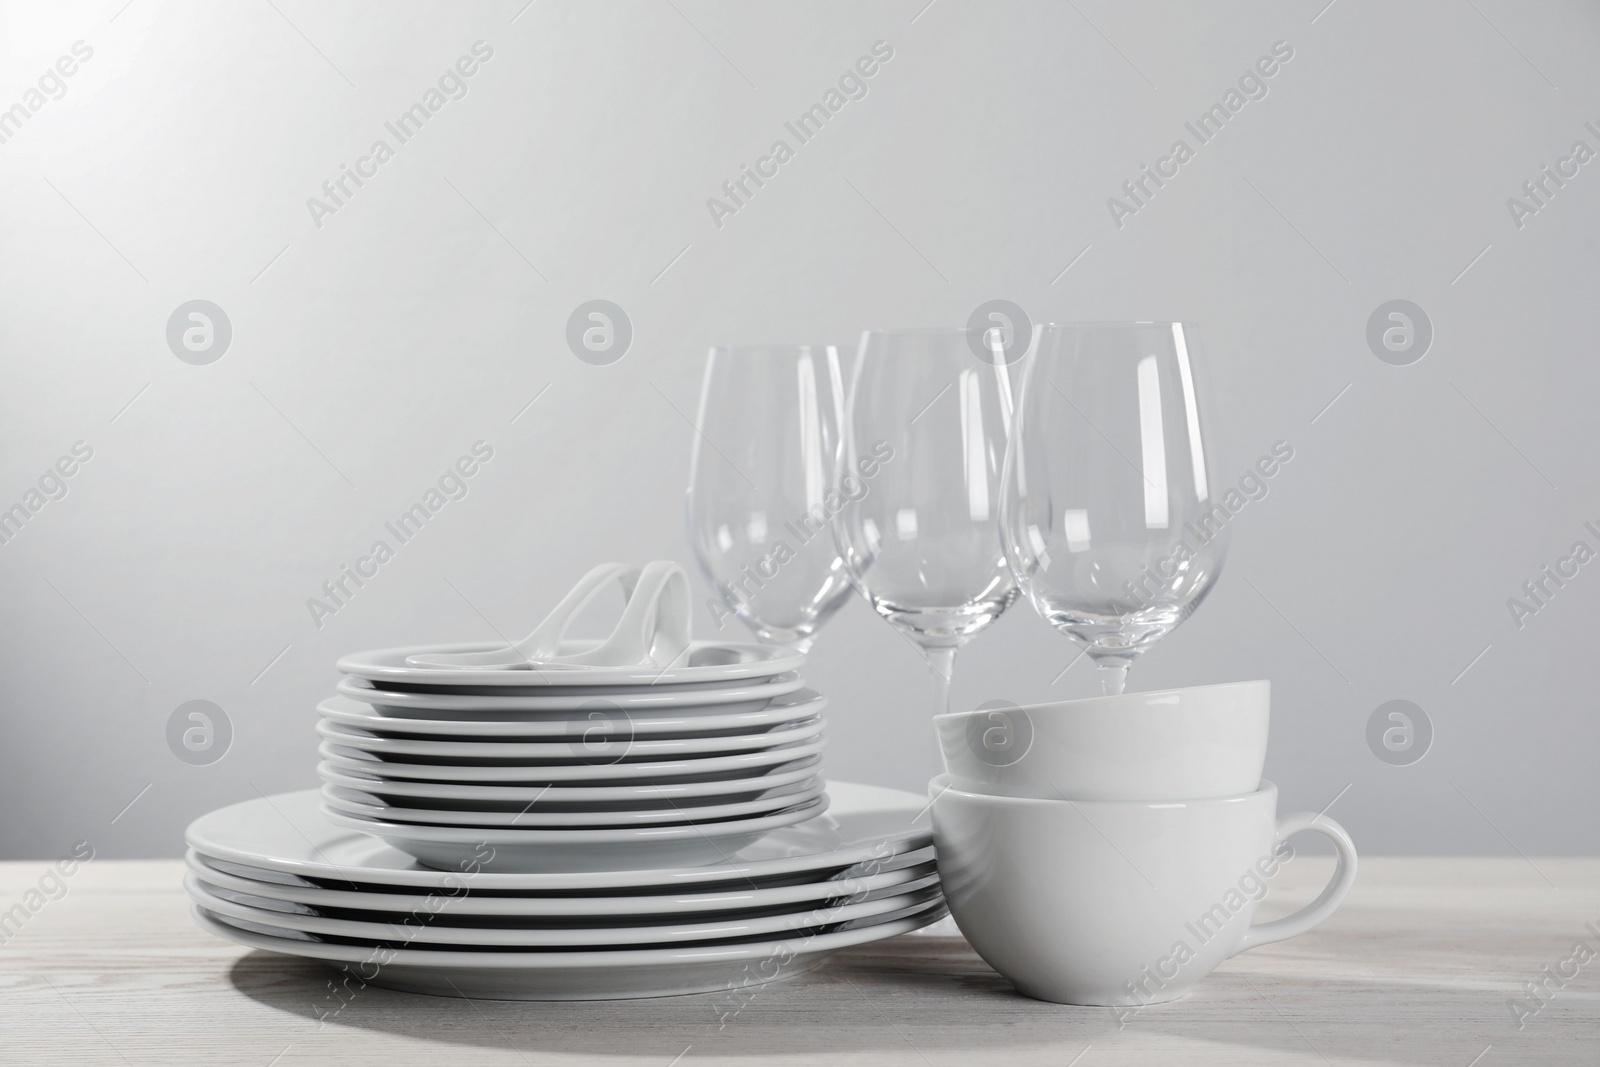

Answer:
[313,714,823,760]
[338,640,806,691]
[187,874,942,947]
[320,794,830,873]
[318,777,825,827]
[324,686,817,734]
[186,849,938,917]
[190,901,947,1000]
[315,754,824,805]
[186,783,933,890]
[317,736,828,783]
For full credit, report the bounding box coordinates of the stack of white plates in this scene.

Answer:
[188,597,946,1000]
[185,784,941,999]
[323,640,827,872]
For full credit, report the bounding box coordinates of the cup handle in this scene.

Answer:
[1233,811,1358,955]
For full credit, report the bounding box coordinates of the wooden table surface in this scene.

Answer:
[0,856,1596,1065]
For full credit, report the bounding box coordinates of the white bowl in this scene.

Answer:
[934,680,1268,801]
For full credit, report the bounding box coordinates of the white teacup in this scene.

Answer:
[932,775,1356,1006]
[933,680,1268,801]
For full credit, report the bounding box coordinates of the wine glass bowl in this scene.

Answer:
[834,328,1020,713]
[1000,322,1227,695]
[686,344,854,651]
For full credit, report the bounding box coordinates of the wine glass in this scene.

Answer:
[833,328,1020,715]
[686,345,854,651]
[999,322,1228,695]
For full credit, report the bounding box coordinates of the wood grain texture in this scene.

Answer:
[0,857,1596,1065]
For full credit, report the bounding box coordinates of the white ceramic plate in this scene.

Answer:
[337,674,807,718]
[316,755,824,805]
[317,737,828,783]
[187,874,941,947]
[324,687,819,736]
[322,793,830,873]
[319,777,826,827]
[339,640,807,692]
[186,849,937,917]
[190,901,947,1000]
[186,783,933,890]
[314,714,824,761]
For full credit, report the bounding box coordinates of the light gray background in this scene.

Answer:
[1,0,1596,859]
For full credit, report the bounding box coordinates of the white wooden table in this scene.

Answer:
[0,857,1596,1065]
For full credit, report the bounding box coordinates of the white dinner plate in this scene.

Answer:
[324,687,819,736]
[339,640,807,692]
[186,849,937,917]
[186,783,932,891]
[316,755,824,805]
[337,674,807,718]
[187,874,940,947]
[191,901,946,1000]
[317,737,828,783]
[319,777,825,827]
[323,793,830,873]
[314,714,823,760]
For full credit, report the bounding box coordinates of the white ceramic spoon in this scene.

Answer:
[406,563,638,670]
[545,560,691,669]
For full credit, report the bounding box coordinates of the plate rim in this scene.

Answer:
[336,674,808,711]
[186,873,942,947]
[185,782,934,890]
[338,639,807,690]
[185,848,939,915]
[316,736,829,782]
[319,792,830,843]
[315,754,825,803]
[319,692,823,736]
[190,898,948,970]
[317,778,827,828]
[313,714,825,758]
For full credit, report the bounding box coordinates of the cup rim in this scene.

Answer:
[932,679,1269,726]
[930,774,1275,810]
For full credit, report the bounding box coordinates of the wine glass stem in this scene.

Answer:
[1097,661,1128,696]
[926,646,957,716]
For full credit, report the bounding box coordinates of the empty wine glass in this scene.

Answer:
[686,345,854,651]
[833,328,1020,715]
[1000,322,1228,696]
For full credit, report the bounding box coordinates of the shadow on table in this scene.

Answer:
[226,934,1446,1064]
